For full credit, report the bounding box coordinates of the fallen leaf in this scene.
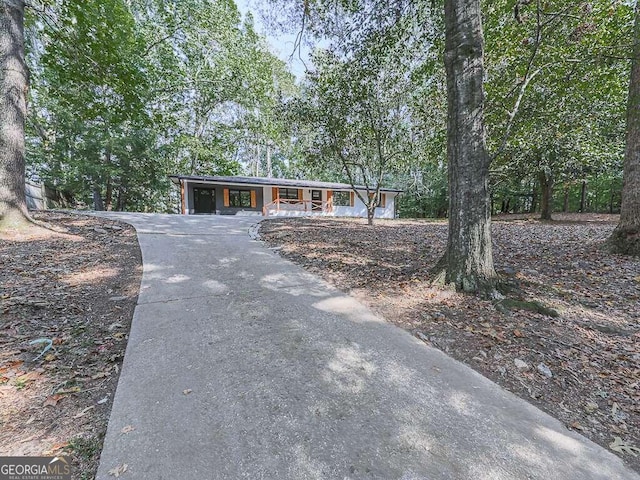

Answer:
[513,329,525,338]
[121,425,135,434]
[108,463,128,477]
[584,401,598,413]
[49,441,69,452]
[56,386,81,395]
[609,437,640,456]
[569,421,584,431]
[44,394,63,407]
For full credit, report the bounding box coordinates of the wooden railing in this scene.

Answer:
[262,198,334,216]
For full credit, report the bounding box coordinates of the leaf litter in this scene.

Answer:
[0,211,141,478]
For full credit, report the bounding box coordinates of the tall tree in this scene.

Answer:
[436,0,496,291]
[607,3,640,256]
[290,49,410,225]
[0,0,29,229]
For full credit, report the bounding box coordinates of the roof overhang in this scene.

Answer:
[169,175,403,193]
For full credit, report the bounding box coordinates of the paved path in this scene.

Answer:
[94,213,638,480]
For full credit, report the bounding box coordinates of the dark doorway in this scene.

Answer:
[193,188,216,214]
[311,190,322,211]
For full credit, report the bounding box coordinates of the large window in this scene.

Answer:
[229,189,252,208]
[333,191,351,206]
[279,188,299,200]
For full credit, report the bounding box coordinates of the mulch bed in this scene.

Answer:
[0,211,141,479]
[259,214,640,472]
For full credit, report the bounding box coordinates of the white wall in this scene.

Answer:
[331,191,396,219]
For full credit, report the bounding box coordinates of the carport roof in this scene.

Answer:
[169,175,403,193]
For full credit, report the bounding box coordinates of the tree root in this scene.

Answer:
[603,226,640,257]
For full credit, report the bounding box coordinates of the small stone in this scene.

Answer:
[514,358,529,370]
[109,296,128,301]
[537,362,553,378]
[93,227,107,234]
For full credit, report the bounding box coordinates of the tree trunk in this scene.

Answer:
[607,3,640,255]
[439,0,496,292]
[0,0,29,230]
[116,185,126,211]
[609,187,615,214]
[266,142,272,178]
[105,178,113,211]
[530,184,538,213]
[538,170,553,220]
[563,186,569,213]
[93,186,104,211]
[579,180,587,213]
[366,206,374,226]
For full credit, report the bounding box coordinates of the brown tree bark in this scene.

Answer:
[538,170,553,220]
[530,184,538,213]
[607,3,640,255]
[366,206,374,226]
[579,180,587,213]
[93,187,104,211]
[439,0,496,292]
[0,0,30,230]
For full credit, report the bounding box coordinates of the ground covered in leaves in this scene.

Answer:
[260,214,640,472]
[0,211,141,479]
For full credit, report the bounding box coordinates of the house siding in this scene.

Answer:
[180,179,398,219]
[186,182,263,215]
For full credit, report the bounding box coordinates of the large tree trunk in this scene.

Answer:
[439,0,496,292]
[607,3,640,255]
[0,0,30,230]
[538,170,554,220]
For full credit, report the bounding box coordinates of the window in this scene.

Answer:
[279,188,299,200]
[333,191,351,206]
[229,189,252,208]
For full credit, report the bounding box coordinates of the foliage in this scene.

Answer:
[24,0,296,211]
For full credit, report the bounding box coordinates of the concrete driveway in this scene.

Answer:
[93,213,638,479]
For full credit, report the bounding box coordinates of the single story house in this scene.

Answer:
[169,175,402,218]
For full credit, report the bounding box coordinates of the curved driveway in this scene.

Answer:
[94,213,638,480]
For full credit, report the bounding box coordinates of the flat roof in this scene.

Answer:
[169,175,403,193]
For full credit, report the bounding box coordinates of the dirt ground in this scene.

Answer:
[0,211,141,479]
[259,213,640,472]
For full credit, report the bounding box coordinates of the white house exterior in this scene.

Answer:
[169,175,402,219]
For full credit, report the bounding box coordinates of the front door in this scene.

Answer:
[311,190,322,211]
[193,188,215,214]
